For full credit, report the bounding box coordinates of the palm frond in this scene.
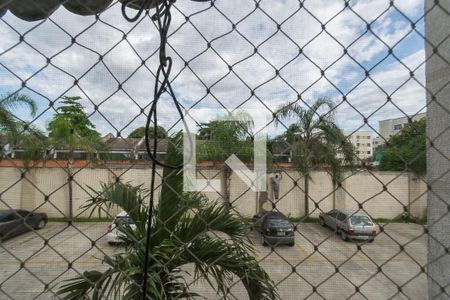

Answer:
[83,181,148,230]
[0,107,20,134]
[175,202,251,246]
[275,102,305,126]
[181,236,279,300]
[1,93,37,117]
[56,269,117,300]
[307,97,334,117]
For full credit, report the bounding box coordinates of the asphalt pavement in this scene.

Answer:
[0,222,427,299]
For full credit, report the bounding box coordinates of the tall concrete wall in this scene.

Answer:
[409,175,427,219]
[0,168,21,210]
[343,171,409,219]
[308,171,335,217]
[0,166,427,219]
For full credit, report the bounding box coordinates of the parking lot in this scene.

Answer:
[0,222,427,300]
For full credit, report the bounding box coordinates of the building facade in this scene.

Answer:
[372,136,385,154]
[378,112,426,140]
[343,131,373,160]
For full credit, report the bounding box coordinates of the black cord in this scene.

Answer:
[121,0,196,299]
[121,0,151,22]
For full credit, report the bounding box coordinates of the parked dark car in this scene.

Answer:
[319,208,378,242]
[0,209,48,242]
[257,212,295,247]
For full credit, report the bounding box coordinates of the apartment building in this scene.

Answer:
[372,136,384,153]
[378,112,426,140]
[343,131,373,160]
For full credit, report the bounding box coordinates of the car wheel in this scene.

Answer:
[261,235,267,246]
[36,219,47,229]
[289,241,295,247]
[369,238,375,243]
[108,241,116,246]
[0,234,3,243]
[319,217,325,227]
[340,231,348,241]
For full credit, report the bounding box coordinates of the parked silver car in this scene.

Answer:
[319,209,378,242]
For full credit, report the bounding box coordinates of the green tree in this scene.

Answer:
[0,93,37,143]
[379,119,426,175]
[128,125,167,139]
[57,135,279,300]
[48,96,100,139]
[47,96,103,218]
[18,127,48,166]
[0,93,47,164]
[197,113,257,207]
[275,98,355,217]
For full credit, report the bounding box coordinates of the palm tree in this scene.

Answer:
[0,93,48,164]
[275,97,355,217]
[56,135,279,300]
[0,93,37,145]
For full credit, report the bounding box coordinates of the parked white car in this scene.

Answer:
[106,211,136,245]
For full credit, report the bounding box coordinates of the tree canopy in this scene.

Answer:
[196,112,256,163]
[47,96,102,150]
[275,97,355,180]
[127,125,167,139]
[48,96,100,140]
[379,118,426,175]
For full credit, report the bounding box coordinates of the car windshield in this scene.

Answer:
[267,219,291,228]
[350,215,373,226]
[114,216,134,225]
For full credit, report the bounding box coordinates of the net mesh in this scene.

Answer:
[0,0,449,299]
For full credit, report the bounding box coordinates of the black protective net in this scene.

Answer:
[0,0,449,299]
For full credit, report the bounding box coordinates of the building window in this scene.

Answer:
[356,150,360,154]
[367,136,370,139]
[13,150,25,159]
[394,124,402,130]
[367,143,371,147]
[356,135,360,139]
[367,151,371,154]
[273,155,290,163]
[356,143,360,146]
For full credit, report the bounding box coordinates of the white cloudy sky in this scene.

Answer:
[0,0,427,138]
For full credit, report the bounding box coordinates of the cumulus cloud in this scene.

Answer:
[0,0,426,138]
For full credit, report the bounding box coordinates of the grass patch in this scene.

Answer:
[375,216,427,225]
[289,217,319,223]
[248,214,426,225]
